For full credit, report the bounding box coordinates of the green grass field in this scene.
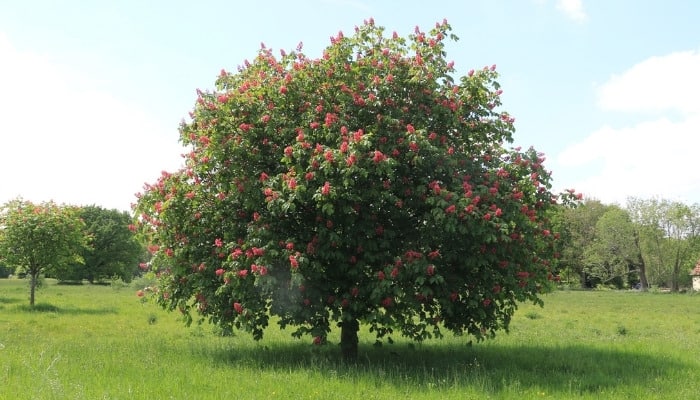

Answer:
[1,279,699,399]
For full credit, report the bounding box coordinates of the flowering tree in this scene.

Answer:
[0,199,87,306]
[135,19,579,359]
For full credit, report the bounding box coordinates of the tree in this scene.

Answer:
[135,19,579,359]
[0,199,87,305]
[583,206,642,288]
[554,199,611,287]
[52,206,144,283]
[628,198,700,291]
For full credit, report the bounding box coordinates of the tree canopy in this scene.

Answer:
[51,206,144,283]
[0,199,87,305]
[134,19,579,359]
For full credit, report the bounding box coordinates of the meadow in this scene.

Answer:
[1,279,699,399]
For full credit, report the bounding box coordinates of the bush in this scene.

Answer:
[109,276,129,290]
[131,274,157,290]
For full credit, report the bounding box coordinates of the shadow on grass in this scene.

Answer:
[199,340,687,395]
[14,302,118,315]
[0,296,21,304]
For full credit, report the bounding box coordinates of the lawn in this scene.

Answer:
[1,279,699,399]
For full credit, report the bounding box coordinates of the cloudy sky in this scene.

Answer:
[1,0,698,211]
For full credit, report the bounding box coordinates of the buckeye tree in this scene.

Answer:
[0,199,87,306]
[135,19,578,359]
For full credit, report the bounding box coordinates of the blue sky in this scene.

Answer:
[1,0,699,211]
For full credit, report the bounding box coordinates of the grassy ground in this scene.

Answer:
[1,279,699,399]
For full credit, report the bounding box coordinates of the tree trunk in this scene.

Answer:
[29,271,37,306]
[637,258,649,292]
[671,248,681,292]
[340,317,359,361]
[633,230,649,291]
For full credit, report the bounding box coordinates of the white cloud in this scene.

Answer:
[0,33,185,212]
[558,116,700,205]
[597,49,700,115]
[557,49,700,205]
[555,0,587,23]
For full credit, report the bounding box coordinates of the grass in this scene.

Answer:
[1,279,699,399]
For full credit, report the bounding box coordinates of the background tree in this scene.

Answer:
[0,199,87,305]
[628,197,700,290]
[52,205,144,283]
[554,199,611,287]
[583,206,642,288]
[135,20,579,359]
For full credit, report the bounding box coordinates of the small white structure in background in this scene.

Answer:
[691,261,700,291]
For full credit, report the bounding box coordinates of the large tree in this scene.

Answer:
[135,20,579,359]
[0,199,87,305]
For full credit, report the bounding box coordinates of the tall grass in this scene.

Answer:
[1,279,698,399]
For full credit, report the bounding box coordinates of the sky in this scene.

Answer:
[1,0,699,212]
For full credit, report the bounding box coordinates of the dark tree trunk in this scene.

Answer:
[29,271,38,306]
[671,248,681,292]
[637,258,649,292]
[633,230,649,292]
[340,317,359,361]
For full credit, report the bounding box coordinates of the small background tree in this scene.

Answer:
[0,199,87,305]
[135,19,579,359]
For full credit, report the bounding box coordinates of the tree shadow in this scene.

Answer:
[199,340,687,396]
[14,303,118,315]
[0,297,21,304]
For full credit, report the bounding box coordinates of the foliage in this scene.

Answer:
[0,263,11,278]
[0,199,88,305]
[556,196,700,291]
[627,197,700,291]
[52,206,144,283]
[583,206,640,288]
[553,199,613,287]
[134,19,579,358]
